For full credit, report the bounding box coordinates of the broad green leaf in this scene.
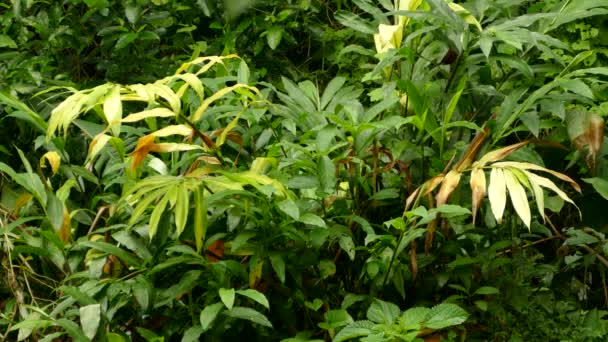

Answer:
[564,229,600,246]
[224,307,273,328]
[298,213,326,228]
[339,235,356,261]
[115,32,138,50]
[79,304,101,340]
[237,289,270,309]
[583,178,608,201]
[402,307,431,327]
[200,302,224,331]
[559,79,594,99]
[265,26,283,50]
[503,169,531,229]
[333,320,375,342]
[80,241,141,267]
[269,253,286,283]
[488,168,507,224]
[182,326,204,342]
[278,199,300,220]
[367,299,400,325]
[219,288,236,310]
[318,155,336,193]
[423,303,468,330]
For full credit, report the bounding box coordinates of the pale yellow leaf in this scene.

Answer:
[504,169,531,229]
[435,170,461,207]
[488,167,507,224]
[122,108,175,123]
[88,133,112,161]
[525,172,578,208]
[146,83,181,113]
[175,54,239,75]
[491,161,581,193]
[149,143,203,153]
[151,124,193,138]
[40,151,61,174]
[103,85,123,136]
[405,186,421,211]
[469,168,486,224]
[172,73,204,99]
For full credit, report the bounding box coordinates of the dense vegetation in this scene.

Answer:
[2,0,608,340]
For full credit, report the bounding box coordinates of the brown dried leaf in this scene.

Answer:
[435,170,462,207]
[131,135,155,169]
[454,125,489,171]
[470,168,486,224]
[474,141,528,168]
[423,175,445,196]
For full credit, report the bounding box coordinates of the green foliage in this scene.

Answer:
[2,0,608,341]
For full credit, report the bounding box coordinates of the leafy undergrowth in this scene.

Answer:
[2,0,608,341]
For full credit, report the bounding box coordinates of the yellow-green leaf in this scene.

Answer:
[151,124,193,138]
[40,151,61,174]
[191,84,259,122]
[88,133,112,161]
[527,172,546,222]
[103,85,123,136]
[525,172,578,211]
[174,183,189,237]
[504,169,531,229]
[122,108,175,123]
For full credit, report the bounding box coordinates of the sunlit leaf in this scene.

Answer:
[122,107,175,123]
[104,85,122,136]
[503,169,531,229]
[40,151,61,174]
[488,167,507,224]
[219,288,236,310]
[436,170,461,207]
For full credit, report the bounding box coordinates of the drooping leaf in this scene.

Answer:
[79,304,101,340]
[488,167,507,224]
[470,168,486,224]
[503,169,531,229]
[436,170,461,207]
[200,303,224,331]
[236,289,270,309]
[224,307,273,328]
